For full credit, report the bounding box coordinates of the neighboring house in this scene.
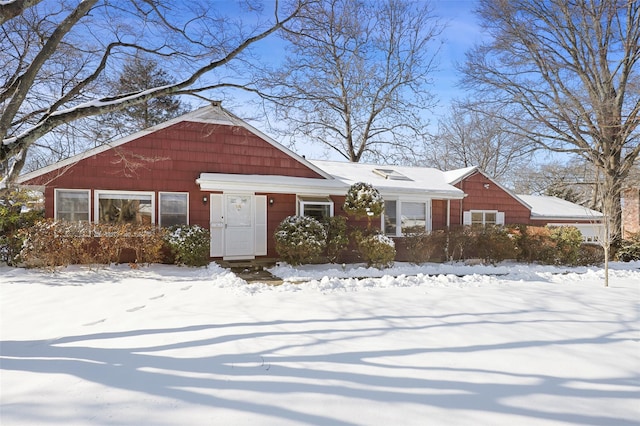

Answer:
[17,104,603,262]
[622,187,640,238]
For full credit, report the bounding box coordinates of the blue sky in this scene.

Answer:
[207,0,483,159]
[430,0,483,112]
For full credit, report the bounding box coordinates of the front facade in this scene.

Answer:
[18,104,604,261]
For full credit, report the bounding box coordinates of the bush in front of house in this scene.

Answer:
[322,215,349,263]
[402,225,443,264]
[165,224,210,267]
[549,225,583,265]
[17,219,94,269]
[617,232,640,262]
[511,225,556,264]
[275,215,327,265]
[354,230,396,268]
[578,243,604,266]
[474,225,518,264]
[0,204,43,265]
[343,182,384,220]
[17,221,166,269]
[444,225,476,261]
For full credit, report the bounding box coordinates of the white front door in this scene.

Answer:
[224,194,254,258]
[209,193,267,259]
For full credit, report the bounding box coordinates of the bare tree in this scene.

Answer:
[513,160,603,206]
[259,0,443,163]
[426,101,537,184]
[462,0,640,251]
[1,0,306,190]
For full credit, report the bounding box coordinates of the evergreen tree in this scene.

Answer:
[102,56,189,138]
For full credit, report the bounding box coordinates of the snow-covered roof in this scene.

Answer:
[443,166,478,184]
[516,194,603,220]
[310,160,465,199]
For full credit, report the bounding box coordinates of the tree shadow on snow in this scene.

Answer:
[1,310,639,425]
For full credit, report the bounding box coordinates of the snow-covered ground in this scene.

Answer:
[1,261,639,426]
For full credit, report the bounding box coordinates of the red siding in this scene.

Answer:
[28,120,325,232]
[431,199,449,230]
[453,171,531,225]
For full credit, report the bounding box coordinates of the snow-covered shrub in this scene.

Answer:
[322,215,349,263]
[275,215,327,265]
[165,224,210,267]
[355,231,396,268]
[343,182,384,220]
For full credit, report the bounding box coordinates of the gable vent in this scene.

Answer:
[372,168,413,181]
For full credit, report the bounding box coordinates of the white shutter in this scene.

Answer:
[463,211,472,226]
[496,212,505,225]
[210,194,224,257]
[254,195,267,256]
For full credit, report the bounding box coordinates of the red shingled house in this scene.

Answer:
[17,104,603,261]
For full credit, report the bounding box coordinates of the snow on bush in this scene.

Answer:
[356,232,396,269]
[275,215,327,265]
[343,182,384,219]
[165,224,210,267]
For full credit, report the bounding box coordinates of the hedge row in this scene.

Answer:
[274,215,396,268]
[11,220,209,269]
[403,224,603,266]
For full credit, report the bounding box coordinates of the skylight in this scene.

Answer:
[372,168,413,181]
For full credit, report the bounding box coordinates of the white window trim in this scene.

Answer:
[297,195,334,218]
[54,189,91,221]
[382,199,431,237]
[158,192,189,227]
[464,210,504,226]
[94,190,156,224]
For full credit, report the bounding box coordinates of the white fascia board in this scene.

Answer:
[378,188,465,199]
[530,214,604,221]
[196,173,466,199]
[197,173,346,195]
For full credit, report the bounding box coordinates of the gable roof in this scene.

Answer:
[17,103,332,184]
[310,160,465,198]
[442,166,478,185]
[516,194,603,220]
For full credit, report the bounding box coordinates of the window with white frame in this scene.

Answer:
[384,200,428,236]
[401,202,427,234]
[384,200,398,236]
[55,189,90,221]
[299,196,333,220]
[96,191,154,224]
[464,210,504,226]
[159,192,188,227]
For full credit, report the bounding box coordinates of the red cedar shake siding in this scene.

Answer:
[452,171,530,226]
[25,120,325,242]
